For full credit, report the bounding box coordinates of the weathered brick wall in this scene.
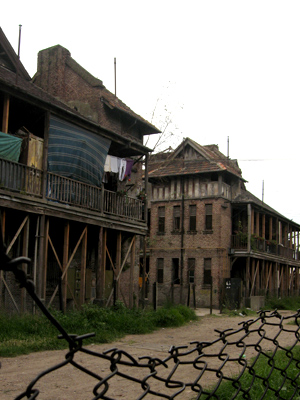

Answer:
[34,45,144,145]
[148,197,231,307]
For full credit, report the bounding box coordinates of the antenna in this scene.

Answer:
[18,25,22,59]
[227,136,229,158]
[262,180,264,203]
[114,57,117,96]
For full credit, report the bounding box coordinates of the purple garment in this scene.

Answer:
[125,159,134,177]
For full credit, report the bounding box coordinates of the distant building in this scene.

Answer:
[0,28,159,313]
[147,138,300,309]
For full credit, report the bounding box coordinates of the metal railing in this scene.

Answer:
[231,234,300,261]
[2,248,300,399]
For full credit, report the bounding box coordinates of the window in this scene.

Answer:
[205,204,212,230]
[172,258,180,284]
[189,205,196,232]
[188,258,195,284]
[158,206,165,233]
[203,258,212,285]
[173,206,181,232]
[157,258,164,283]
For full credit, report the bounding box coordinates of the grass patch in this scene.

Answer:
[199,346,300,399]
[265,295,300,311]
[221,307,257,317]
[0,303,197,357]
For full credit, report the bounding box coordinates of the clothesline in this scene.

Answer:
[104,155,134,181]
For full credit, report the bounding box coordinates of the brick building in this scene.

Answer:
[0,28,159,313]
[147,138,300,308]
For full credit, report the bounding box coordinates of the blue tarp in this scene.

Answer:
[0,131,22,162]
[48,116,111,187]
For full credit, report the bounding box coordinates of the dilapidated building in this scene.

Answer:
[147,138,300,308]
[0,28,159,313]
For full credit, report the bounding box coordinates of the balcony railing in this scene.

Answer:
[0,158,43,197]
[103,190,143,220]
[0,158,144,222]
[231,234,300,261]
[47,173,102,211]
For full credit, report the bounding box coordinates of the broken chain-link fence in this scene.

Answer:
[1,249,300,399]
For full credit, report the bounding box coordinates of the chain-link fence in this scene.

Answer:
[2,249,300,399]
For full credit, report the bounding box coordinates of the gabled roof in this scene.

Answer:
[0,28,31,81]
[148,137,244,180]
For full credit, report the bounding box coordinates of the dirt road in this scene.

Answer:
[1,310,298,399]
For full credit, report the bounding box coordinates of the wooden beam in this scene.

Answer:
[48,226,87,308]
[6,216,29,254]
[21,216,30,312]
[116,231,122,300]
[0,210,5,308]
[129,235,136,308]
[96,226,105,301]
[2,94,9,133]
[62,222,70,311]
[105,235,136,308]
[47,234,79,309]
[80,227,88,305]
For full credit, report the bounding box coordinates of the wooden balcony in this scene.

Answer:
[231,234,300,261]
[0,158,145,222]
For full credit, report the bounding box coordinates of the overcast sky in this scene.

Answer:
[1,1,300,223]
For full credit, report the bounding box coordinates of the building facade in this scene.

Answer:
[147,138,300,308]
[0,28,159,313]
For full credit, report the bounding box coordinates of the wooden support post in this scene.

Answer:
[251,208,255,236]
[96,226,106,302]
[62,222,70,312]
[37,215,46,299]
[80,227,87,305]
[2,94,9,133]
[42,217,49,301]
[250,258,255,296]
[41,112,50,199]
[0,210,5,309]
[269,217,273,241]
[116,231,122,301]
[246,257,250,297]
[262,214,266,239]
[129,235,136,308]
[247,204,252,253]
[256,211,260,237]
[21,216,30,312]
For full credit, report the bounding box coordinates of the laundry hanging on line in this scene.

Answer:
[103,155,134,181]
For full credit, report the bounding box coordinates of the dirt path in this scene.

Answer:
[1,310,298,399]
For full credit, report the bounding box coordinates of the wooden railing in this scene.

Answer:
[0,158,144,222]
[46,173,102,211]
[103,189,144,221]
[231,234,300,261]
[0,158,43,197]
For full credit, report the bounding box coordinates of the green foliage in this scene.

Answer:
[265,295,300,311]
[203,346,300,400]
[0,304,196,357]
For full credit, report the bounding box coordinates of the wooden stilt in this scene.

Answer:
[2,94,9,133]
[116,231,122,301]
[96,226,105,301]
[129,235,136,308]
[21,216,30,312]
[80,227,87,305]
[62,222,70,311]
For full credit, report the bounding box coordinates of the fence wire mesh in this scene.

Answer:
[1,251,300,399]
